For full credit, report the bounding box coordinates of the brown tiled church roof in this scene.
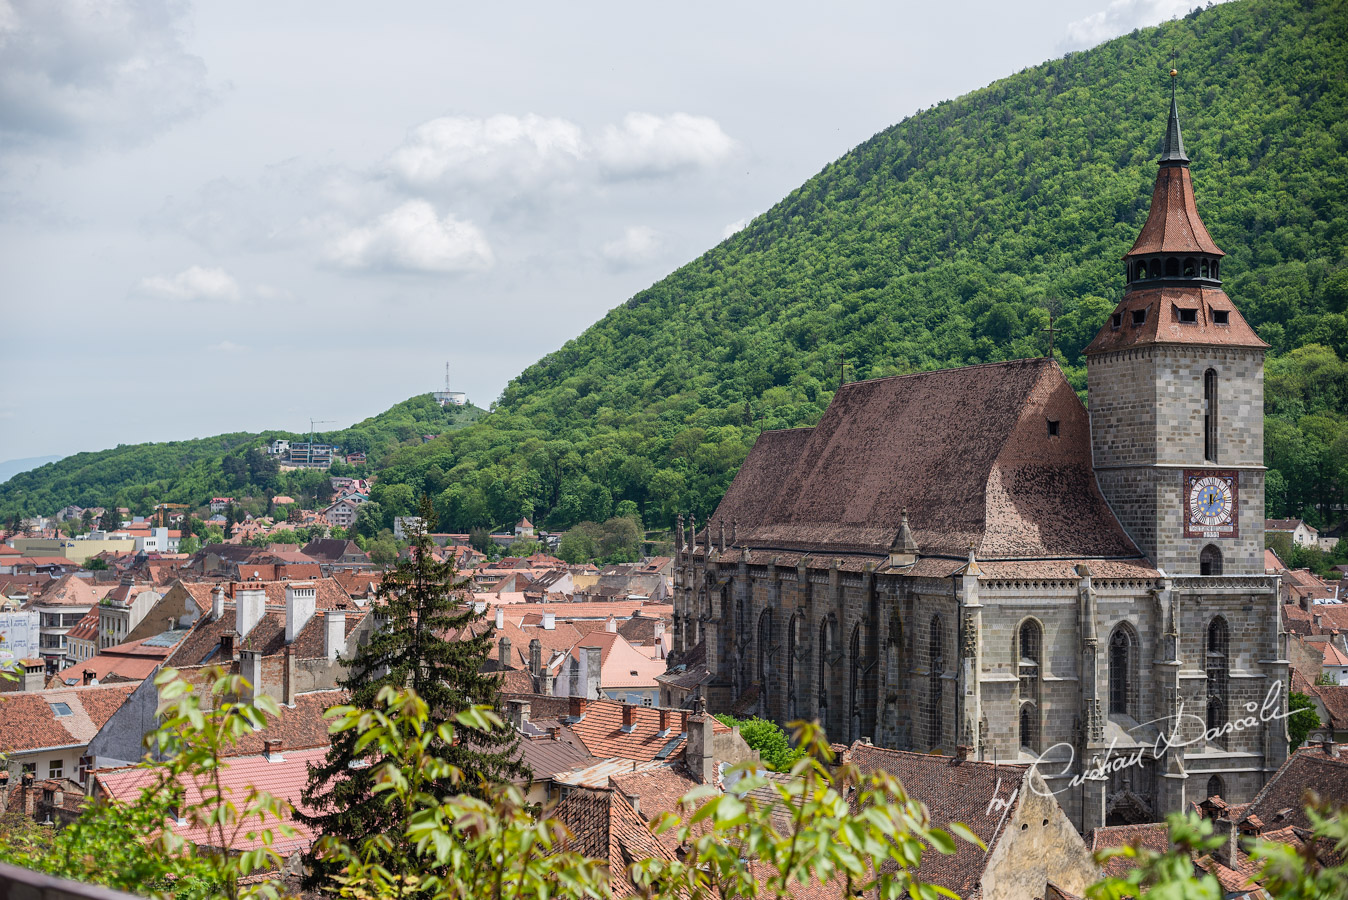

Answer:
[1126,163,1223,257]
[1083,286,1266,354]
[708,357,1140,562]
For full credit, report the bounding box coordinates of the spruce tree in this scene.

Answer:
[297,495,524,886]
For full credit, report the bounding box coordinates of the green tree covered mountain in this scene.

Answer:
[0,397,482,518]
[6,0,1347,538]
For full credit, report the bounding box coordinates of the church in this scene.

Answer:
[670,84,1287,833]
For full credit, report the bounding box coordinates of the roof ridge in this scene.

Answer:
[836,355,1053,390]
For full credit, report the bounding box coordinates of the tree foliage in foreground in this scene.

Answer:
[297,496,525,888]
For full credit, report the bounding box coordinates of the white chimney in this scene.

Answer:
[605,616,617,633]
[239,649,263,703]
[495,606,505,629]
[285,583,317,643]
[324,610,346,661]
[211,586,225,621]
[543,611,555,630]
[236,588,266,640]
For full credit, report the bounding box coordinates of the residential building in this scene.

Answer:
[1265,517,1319,547]
[209,497,234,514]
[0,683,138,788]
[26,575,111,669]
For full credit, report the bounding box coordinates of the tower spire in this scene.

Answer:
[1159,66,1189,165]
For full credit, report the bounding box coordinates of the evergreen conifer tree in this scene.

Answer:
[297,495,524,886]
[101,505,123,532]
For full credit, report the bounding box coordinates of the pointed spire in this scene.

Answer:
[1159,68,1189,165]
[888,508,919,567]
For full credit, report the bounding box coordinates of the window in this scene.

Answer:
[1201,259,1210,278]
[1212,310,1229,325]
[21,763,35,776]
[1206,774,1224,800]
[1206,617,1230,748]
[1178,308,1197,323]
[1201,545,1223,576]
[49,702,72,717]
[1018,620,1041,706]
[49,760,62,779]
[927,616,946,749]
[1183,258,1196,276]
[1019,702,1039,754]
[1135,262,1147,280]
[1204,369,1218,462]
[1111,312,1123,329]
[1047,419,1060,437]
[1132,308,1147,326]
[1109,628,1133,716]
[642,695,653,707]
[818,617,833,719]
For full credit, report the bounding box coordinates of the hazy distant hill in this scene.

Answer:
[0,455,64,486]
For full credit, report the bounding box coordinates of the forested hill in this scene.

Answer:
[370,0,1347,535]
[0,397,482,519]
[7,0,1347,537]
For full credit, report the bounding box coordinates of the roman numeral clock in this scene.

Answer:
[1184,470,1239,539]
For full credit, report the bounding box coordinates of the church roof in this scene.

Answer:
[1083,285,1267,354]
[708,357,1140,562]
[1126,163,1223,257]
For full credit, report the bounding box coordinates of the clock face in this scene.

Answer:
[1183,470,1239,539]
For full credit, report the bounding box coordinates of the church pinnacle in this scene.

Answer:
[1159,68,1189,164]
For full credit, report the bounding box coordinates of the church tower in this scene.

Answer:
[1085,76,1268,576]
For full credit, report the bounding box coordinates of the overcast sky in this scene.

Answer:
[0,0,1213,464]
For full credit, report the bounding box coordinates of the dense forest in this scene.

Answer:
[4,0,1346,540]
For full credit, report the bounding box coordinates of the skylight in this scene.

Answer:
[50,702,73,717]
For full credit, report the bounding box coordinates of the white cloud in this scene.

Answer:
[0,0,213,148]
[722,218,748,239]
[595,113,739,179]
[1062,0,1223,50]
[601,225,662,269]
[136,265,241,302]
[327,200,494,274]
[210,340,246,353]
[387,114,585,192]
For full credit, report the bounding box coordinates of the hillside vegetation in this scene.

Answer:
[5,0,1346,539]
[0,397,482,518]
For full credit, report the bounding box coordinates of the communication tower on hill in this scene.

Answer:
[433,361,468,407]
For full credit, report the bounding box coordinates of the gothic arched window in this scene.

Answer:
[1206,617,1230,748]
[1018,619,1042,708]
[1109,626,1135,716]
[786,615,799,718]
[927,615,945,749]
[1206,774,1224,801]
[1204,368,1219,462]
[757,609,774,686]
[818,616,833,719]
[850,624,862,741]
[1201,545,1223,576]
[1019,702,1039,754]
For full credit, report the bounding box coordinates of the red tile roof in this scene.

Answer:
[95,745,328,855]
[551,787,677,898]
[566,699,688,761]
[1083,287,1266,354]
[1126,162,1223,257]
[0,683,137,753]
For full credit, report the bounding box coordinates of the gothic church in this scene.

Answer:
[671,86,1287,832]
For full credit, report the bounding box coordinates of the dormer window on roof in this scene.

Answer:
[1178,308,1198,324]
[1131,308,1147,326]
[1213,309,1230,325]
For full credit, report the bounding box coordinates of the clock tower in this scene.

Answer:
[1085,77,1268,577]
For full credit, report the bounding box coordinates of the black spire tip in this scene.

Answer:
[1160,68,1189,164]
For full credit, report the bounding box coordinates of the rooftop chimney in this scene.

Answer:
[285,583,317,643]
[547,725,560,741]
[955,745,970,761]
[211,585,225,621]
[622,704,636,733]
[584,646,603,700]
[324,610,346,661]
[236,587,266,641]
[543,611,556,630]
[499,636,512,670]
[529,638,542,677]
[605,616,617,633]
[569,696,587,718]
[506,699,530,732]
[238,649,262,704]
[495,606,505,629]
[263,739,283,761]
[658,708,672,734]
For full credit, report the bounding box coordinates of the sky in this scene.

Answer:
[0,0,1216,464]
